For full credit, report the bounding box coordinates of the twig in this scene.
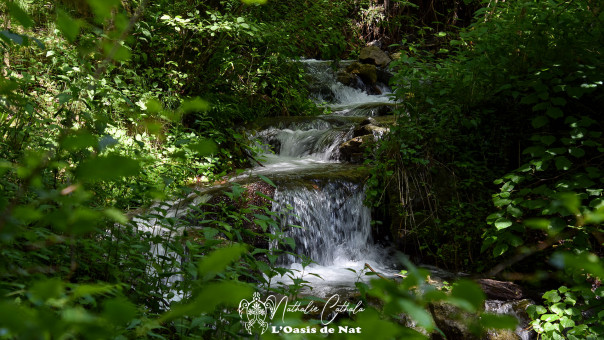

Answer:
[364,263,391,281]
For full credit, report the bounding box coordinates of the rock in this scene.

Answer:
[339,135,374,163]
[429,301,531,340]
[353,124,389,138]
[477,279,524,300]
[345,62,378,85]
[376,67,394,85]
[360,117,378,126]
[336,70,357,87]
[359,46,392,68]
[429,302,478,340]
[485,299,535,340]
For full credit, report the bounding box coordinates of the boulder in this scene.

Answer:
[359,46,392,68]
[353,124,389,138]
[345,62,378,85]
[339,135,374,163]
[336,70,357,87]
[429,302,478,340]
[429,300,532,340]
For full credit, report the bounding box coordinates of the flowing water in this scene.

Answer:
[244,59,398,296]
[136,58,534,338]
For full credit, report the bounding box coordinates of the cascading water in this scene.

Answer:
[243,59,398,295]
[131,57,533,338]
[272,181,372,266]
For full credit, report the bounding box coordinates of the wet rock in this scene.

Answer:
[359,46,392,68]
[338,62,378,87]
[485,299,535,340]
[429,302,478,340]
[348,62,378,84]
[376,67,394,85]
[477,279,524,300]
[353,124,389,138]
[360,117,378,126]
[339,135,374,163]
[336,70,357,87]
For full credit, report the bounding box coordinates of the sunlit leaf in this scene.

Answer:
[56,10,81,42]
[7,2,34,28]
[198,244,247,280]
[76,155,141,182]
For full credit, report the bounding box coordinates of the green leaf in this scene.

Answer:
[30,278,65,303]
[198,244,247,280]
[450,280,485,312]
[559,316,575,328]
[525,218,549,229]
[543,290,561,303]
[76,155,141,182]
[241,0,268,4]
[494,218,512,230]
[540,135,556,146]
[103,297,138,325]
[88,0,121,21]
[181,97,210,113]
[257,174,277,188]
[532,116,549,128]
[56,10,81,42]
[568,147,585,158]
[0,30,24,45]
[493,243,508,257]
[61,130,97,151]
[555,156,571,171]
[545,106,564,119]
[398,300,434,329]
[187,139,218,157]
[7,2,34,29]
[481,313,517,329]
[284,236,296,250]
[104,208,128,224]
[162,282,253,320]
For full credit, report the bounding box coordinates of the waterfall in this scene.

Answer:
[241,59,398,294]
[272,181,373,266]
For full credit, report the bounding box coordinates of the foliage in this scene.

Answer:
[367,0,604,275]
[528,283,604,339]
[4,0,603,338]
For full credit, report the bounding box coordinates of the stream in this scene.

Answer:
[136,59,534,339]
[243,59,398,297]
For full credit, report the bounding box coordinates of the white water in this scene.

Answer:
[302,58,398,116]
[245,59,397,295]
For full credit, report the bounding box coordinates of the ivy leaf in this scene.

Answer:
[568,147,585,158]
[546,107,564,119]
[555,156,571,171]
[494,218,512,230]
[493,243,508,256]
[540,135,556,146]
[532,115,549,128]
